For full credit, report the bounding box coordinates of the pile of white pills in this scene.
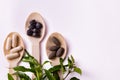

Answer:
[5,34,23,60]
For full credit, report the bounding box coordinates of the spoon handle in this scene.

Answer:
[9,69,18,80]
[58,71,63,80]
[9,63,18,80]
[32,42,41,63]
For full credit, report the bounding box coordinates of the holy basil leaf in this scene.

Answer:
[53,72,60,80]
[8,73,14,80]
[33,78,37,80]
[42,61,49,67]
[74,67,82,75]
[35,70,41,80]
[34,65,42,72]
[60,58,66,73]
[24,49,33,58]
[14,66,35,73]
[70,77,80,80]
[22,56,38,65]
[44,69,55,80]
[60,58,64,64]
[21,78,26,80]
[49,65,61,72]
[33,65,43,79]
[22,51,41,73]
[41,74,47,80]
[71,55,75,63]
[7,50,82,80]
[68,57,73,68]
[29,63,35,69]
[23,50,39,65]
[16,72,31,80]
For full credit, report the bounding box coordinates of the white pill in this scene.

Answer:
[12,34,18,48]
[6,37,12,50]
[6,53,20,60]
[10,46,23,53]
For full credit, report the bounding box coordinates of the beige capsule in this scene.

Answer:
[6,37,12,51]
[6,53,20,60]
[10,46,23,53]
[12,34,18,48]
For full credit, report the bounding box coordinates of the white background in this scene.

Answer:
[0,0,120,80]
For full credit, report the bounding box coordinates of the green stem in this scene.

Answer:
[63,70,71,80]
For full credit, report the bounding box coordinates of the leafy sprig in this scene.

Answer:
[8,49,82,80]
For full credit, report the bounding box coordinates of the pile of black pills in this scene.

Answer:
[27,20,42,38]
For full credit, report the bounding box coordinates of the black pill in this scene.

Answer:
[56,47,64,57]
[32,33,40,38]
[36,22,42,29]
[49,46,60,51]
[27,20,42,38]
[27,29,33,36]
[29,25,36,29]
[52,37,61,46]
[32,28,40,33]
[30,20,36,26]
[48,51,56,59]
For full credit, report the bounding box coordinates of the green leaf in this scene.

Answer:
[34,65,42,79]
[49,65,61,72]
[70,77,80,80]
[36,70,40,80]
[33,78,37,80]
[22,56,38,65]
[23,49,39,65]
[60,58,66,73]
[60,58,63,65]
[8,73,14,80]
[44,69,55,80]
[53,72,60,80]
[41,74,47,80]
[34,65,42,73]
[14,66,35,73]
[68,57,73,68]
[71,55,75,63]
[7,50,82,80]
[74,67,82,75]
[30,63,35,69]
[22,51,41,72]
[42,61,49,67]
[24,49,33,58]
[16,72,31,80]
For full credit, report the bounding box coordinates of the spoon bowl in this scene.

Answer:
[25,12,46,43]
[46,32,68,66]
[3,32,25,79]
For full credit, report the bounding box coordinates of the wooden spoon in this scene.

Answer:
[25,12,46,63]
[46,32,68,79]
[3,32,25,80]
